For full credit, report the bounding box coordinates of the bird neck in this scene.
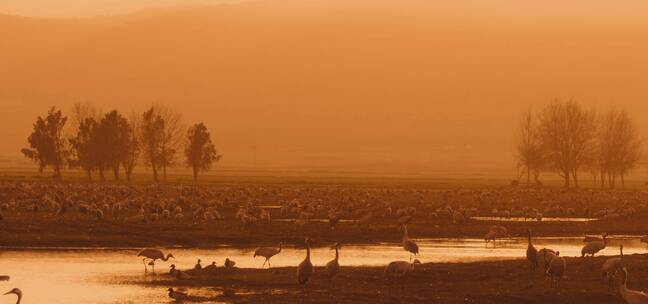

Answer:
[527,232,531,245]
[15,294,22,304]
[335,247,339,260]
[621,247,623,257]
[278,244,282,252]
[403,226,409,240]
[306,243,311,259]
[162,254,171,261]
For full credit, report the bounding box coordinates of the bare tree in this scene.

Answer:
[516,108,545,186]
[69,101,99,134]
[154,104,184,182]
[537,99,597,187]
[598,109,642,188]
[140,107,164,182]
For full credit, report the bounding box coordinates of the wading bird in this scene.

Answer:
[602,244,624,290]
[545,251,565,291]
[384,259,421,278]
[3,288,22,304]
[618,267,648,304]
[582,234,608,257]
[326,242,341,288]
[171,266,193,280]
[402,224,419,261]
[167,288,188,300]
[194,259,202,270]
[538,248,556,271]
[254,242,283,268]
[297,238,313,286]
[225,258,236,269]
[203,262,217,272]
[526,229,538,271]
[137,248,174,272]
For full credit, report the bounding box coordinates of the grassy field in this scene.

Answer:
[1,167,648,248]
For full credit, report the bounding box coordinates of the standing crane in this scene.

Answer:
[297,238,313,286]
[526,229,538,272]
[545,251,565,291]
[602,244,624,290]
[402,224,419,261]
[582,234,608,257]
[137,248,174,272]
[326,242,341,288]
[384,259,422,293]
[254,242,283,268]
[618,267,648,304]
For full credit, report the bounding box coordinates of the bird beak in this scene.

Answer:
[3,291,13,295]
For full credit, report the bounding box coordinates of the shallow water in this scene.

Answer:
[471,216,597,222]
[0,236,644,303]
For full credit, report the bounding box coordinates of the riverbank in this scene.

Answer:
[118,253,648,303]
[1,216,648,248]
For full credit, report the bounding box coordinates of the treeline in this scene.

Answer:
[21,103,221,182]
[517,99,643,188]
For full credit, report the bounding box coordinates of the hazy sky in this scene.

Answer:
[2,0,648,176]
[0,0,239,17]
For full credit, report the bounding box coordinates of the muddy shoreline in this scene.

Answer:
[1,217,647,248]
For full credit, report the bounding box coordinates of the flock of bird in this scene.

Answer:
[526,230,648,303]
[135,223,422,301]
[2,182,648,231]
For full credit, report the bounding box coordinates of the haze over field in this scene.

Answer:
[2,0,648,176]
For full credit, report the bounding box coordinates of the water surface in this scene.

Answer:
[0,236,644,303]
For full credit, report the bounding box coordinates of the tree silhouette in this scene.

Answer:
[141,107,165,182]
[598,109,642,188]
[537,100,597,188]
[96,110,130,180]
[69,117,99,180]
[22,107,69,179]
[122,112,141,182]
[185,123,221,181]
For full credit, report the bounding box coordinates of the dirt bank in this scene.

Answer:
[1,216,647,248]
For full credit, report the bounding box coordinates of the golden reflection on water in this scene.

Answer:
[0,236,643,303]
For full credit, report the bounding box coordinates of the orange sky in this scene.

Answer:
[1,0,648,175]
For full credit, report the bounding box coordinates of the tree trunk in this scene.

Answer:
[152,163,158,182]
[562,171,571,188]
[54,162,62,179]
[113,165,120,181]
[125,166,132,182]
